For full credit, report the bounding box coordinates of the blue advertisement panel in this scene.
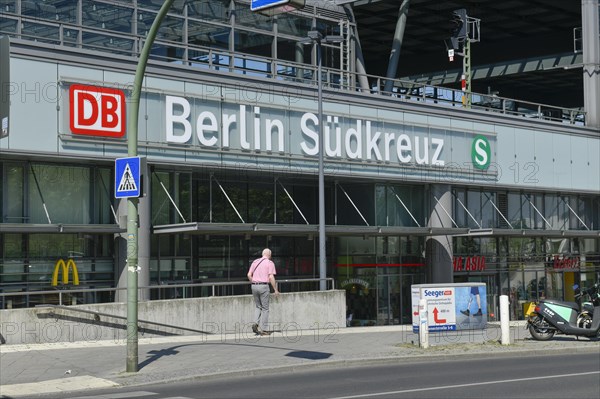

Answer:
[455,285,487,330]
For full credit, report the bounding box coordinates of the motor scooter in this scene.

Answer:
[527,291,600,341]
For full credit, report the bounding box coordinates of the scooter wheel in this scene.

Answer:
[577,313,593,329]
[528,315,555,341]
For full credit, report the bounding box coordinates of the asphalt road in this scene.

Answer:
[30,352,600,399]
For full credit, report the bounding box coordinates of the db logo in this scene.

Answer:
[69,84,126,137]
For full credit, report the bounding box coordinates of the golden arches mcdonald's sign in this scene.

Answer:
[51,259,80,286]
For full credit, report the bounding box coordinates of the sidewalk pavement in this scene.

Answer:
[1,322,599,398]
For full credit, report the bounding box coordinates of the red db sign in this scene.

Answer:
[69,84,126,137]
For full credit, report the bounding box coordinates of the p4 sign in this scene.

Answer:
[69,84,126,137]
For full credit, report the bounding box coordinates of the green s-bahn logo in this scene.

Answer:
[471,135,491,170]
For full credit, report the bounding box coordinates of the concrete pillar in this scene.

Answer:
[353,35,370,92]
[295,41,304,80]
[426,184,453,283]
[582,0,600,129]
[500,295,510,345]
[229,0,235,70]
[272,15,278,61]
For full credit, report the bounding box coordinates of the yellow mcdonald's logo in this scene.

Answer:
[51,259,80,286]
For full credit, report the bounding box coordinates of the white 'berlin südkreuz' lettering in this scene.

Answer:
[366,121,382,161]
[165,95,445,166]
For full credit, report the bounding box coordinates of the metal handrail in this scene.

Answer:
[0,17,586,127]
[0,278,336,308]
[37,304,214,335]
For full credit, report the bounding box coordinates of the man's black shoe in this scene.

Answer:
[252,324,259,334]
[460,309,470,316]
[474,310,483,316]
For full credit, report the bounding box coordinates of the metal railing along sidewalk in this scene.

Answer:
[0,278,335,310]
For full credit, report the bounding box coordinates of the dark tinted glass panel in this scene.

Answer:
[83,1,133,33]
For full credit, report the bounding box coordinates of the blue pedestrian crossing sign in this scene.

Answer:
[115,156,142,198]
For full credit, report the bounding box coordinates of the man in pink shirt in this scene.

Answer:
[247,248,279,336]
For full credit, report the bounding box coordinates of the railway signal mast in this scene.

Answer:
[448,9,480,108]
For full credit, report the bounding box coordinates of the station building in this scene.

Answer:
[0,0,599,325]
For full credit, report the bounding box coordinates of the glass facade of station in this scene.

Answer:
[1,1,599,325]
[2,160,599,323]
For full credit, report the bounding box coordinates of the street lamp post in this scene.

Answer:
[304,31,342,291]
[125,0,174,373]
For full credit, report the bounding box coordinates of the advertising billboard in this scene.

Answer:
[412,283,487,332]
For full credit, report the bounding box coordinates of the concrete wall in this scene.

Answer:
[0,290,346,345]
